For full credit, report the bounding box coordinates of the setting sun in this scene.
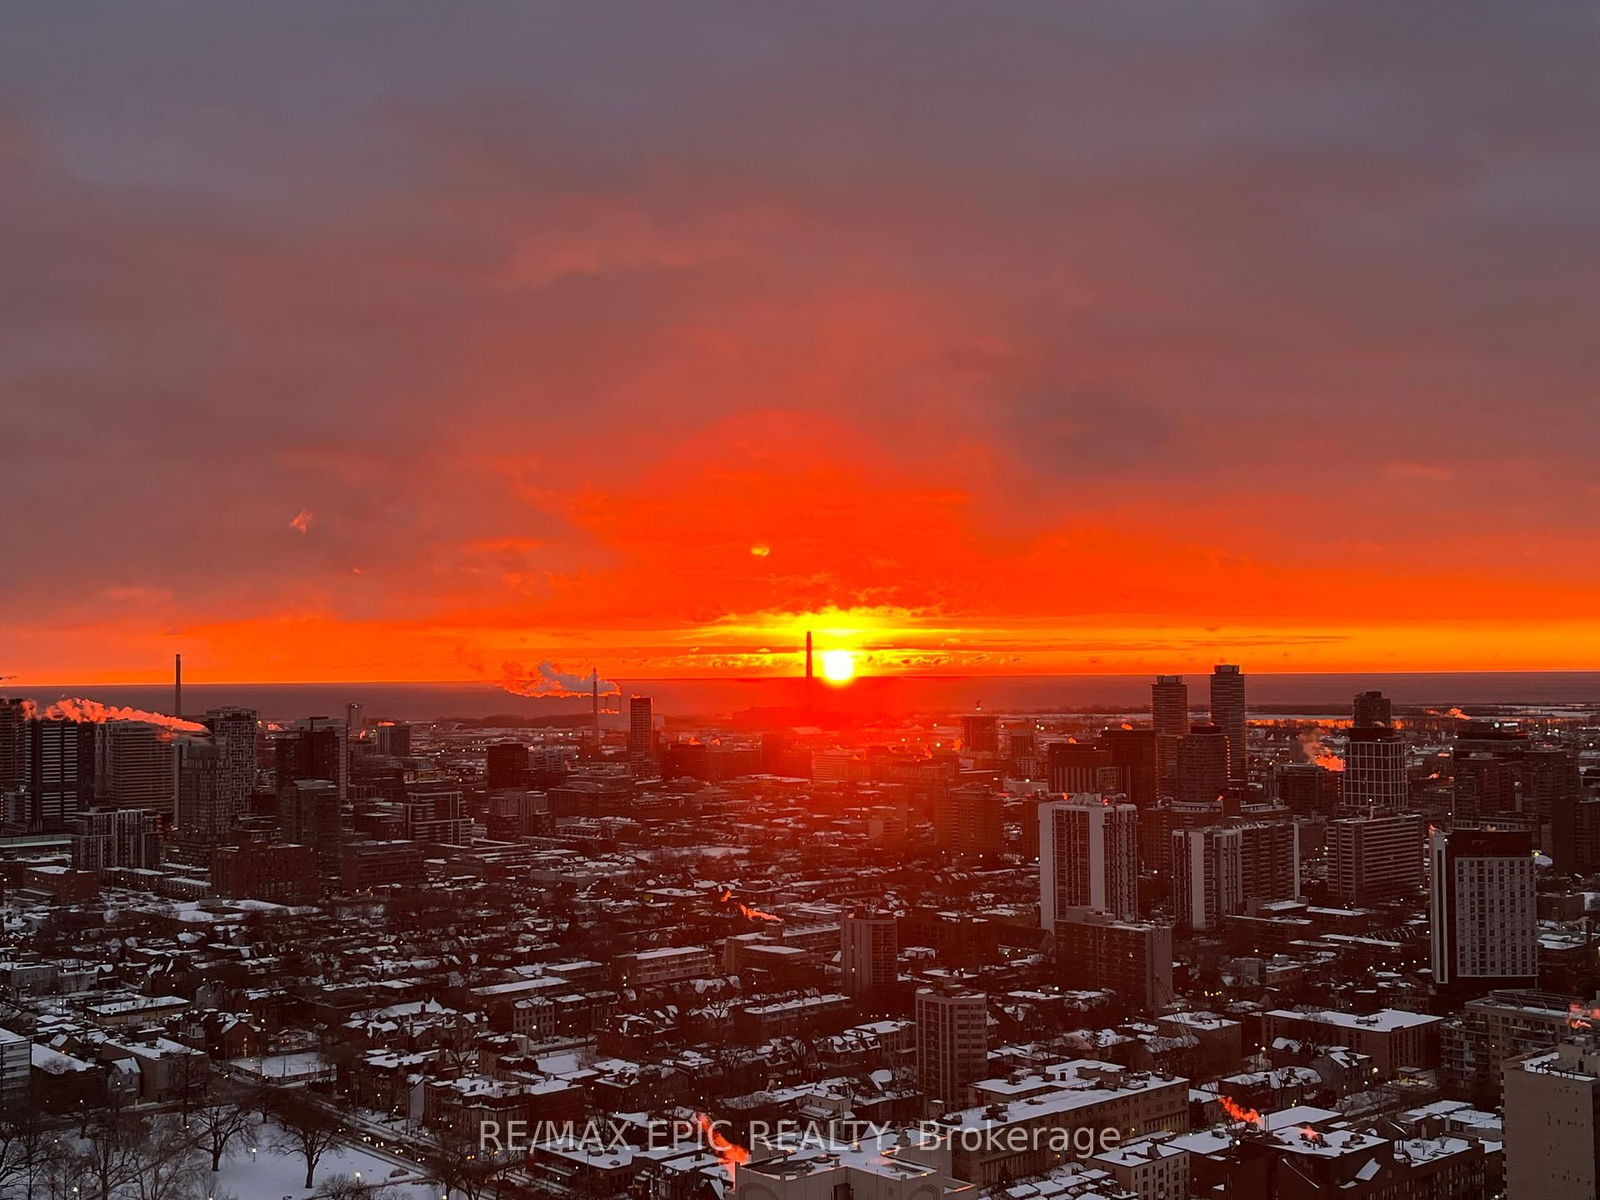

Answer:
[820,649,857,684]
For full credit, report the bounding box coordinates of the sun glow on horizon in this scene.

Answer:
[820,649,857,684]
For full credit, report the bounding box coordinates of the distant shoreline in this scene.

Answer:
[8,672,1600,723]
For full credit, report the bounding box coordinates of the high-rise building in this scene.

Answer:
[1343,726,1407,810]
[211,842,318,903]
[961,713,999,755]
[1170,819,1298,929]
[373,721,411,757]
[94,721,175,813]
[1504,1038,1600,1200]
[916,985,987,1107]
[1454,719,1530,755]
[628,696,655,773]
[1150,675,1189,739]
[278,778,342,869]
[1151,675,1189,795]
[1353,690,1393,729]
[840,914,897,999]
[340,839,426,891]
[1443,989,1582,1106]
[1552,784,1600,876]
[1449,719,1534,824]
[486,742,530,789]
[1005,727,1039,780]
[1100,726,1159,808]
[175,737,228,837]
[400,780,468,844]
[0,1028,27,1109]
[205,707,258,829]
[1274,762,1341,818]
[70,808,159,872]
[1209,665,1247,779]
[25,718,95,830]
[1039,795,1140,925]
[1527,747,1583,854]
[1238,819,1300,903]
[1177,724,1229,806]
[1329,811,1425,901]
[934,785,1004,856]
[275,717,348,803]
[1050,909,1173,1011]
[1171,826,1243,931]
[1430,828,1537,995]
[0,699,27,796]
[1045,742,1119,796]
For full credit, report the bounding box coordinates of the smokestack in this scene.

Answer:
[805,631,813,682]
[174,653,182,720]
[592,669,600,747]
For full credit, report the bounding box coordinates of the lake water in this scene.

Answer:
[9,672,1600,723]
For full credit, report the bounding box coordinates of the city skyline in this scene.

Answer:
[2,7,1597,1196]
[5,3,1600,683]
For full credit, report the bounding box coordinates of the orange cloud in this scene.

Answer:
[6,19,1600,686]
[9,403,1600,682]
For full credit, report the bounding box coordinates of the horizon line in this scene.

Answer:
[12,667,1600,690]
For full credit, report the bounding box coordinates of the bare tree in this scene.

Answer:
[167,1050,214,1119]
[434,1016,478,1075]
[0,1112,28,1198]
[190,1079,259,1172]
[424,1123,507,1200]
[263,1087,345,1189]
[0,1104,69,1200]
[70,1111,147,1200]
[38,1149,83,1200]
[128,1115,206,1200]
[311,1178,401,1200]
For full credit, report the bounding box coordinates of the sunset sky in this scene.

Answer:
[4,3,1600,684]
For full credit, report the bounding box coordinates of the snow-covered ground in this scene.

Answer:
[210,1136,435,1199]
[227,1050,335,1085]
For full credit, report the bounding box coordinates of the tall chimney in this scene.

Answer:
[174,653,182,719]
[805,631,814,682]
[592,669,600,747]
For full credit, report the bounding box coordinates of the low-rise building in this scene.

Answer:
[1261,1009,1441,1079]
[946,1060,1190,1183]
[613,946,715,988]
